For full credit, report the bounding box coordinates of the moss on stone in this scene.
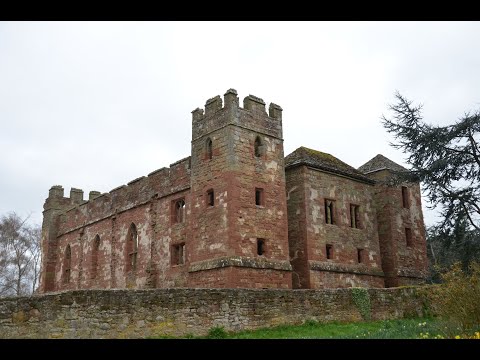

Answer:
[351,288,371,321]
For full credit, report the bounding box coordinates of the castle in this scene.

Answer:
[38,89,427,293]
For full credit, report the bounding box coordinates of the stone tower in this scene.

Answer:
[187,89,292,288]
[358,155,428,287]
[38,186,85,292]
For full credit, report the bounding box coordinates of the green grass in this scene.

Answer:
[152,317,480,339]
[162,317,455,339]
[220,318,442,339]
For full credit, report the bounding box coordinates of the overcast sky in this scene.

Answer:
[1,21,479,227]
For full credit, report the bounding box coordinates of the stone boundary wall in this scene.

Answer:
[0,287,426,339]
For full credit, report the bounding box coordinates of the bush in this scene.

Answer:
[206,326,228,339]
[426,261,480,336]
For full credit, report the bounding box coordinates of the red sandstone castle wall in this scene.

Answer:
[39,89,427,294]
[286,166,384,289]
[286,166,309,289]
[40,157,191,292]
[367,170,427,287]
[187,91,291,288]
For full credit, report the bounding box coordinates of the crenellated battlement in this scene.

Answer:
[48,156,192,236]
[88,191,101,200]
[243,94,266,114]
[70,188,84,204]
[191,88,283,141]
[204,95,223,116]
[191,88,282,122]
[48,185,64,198]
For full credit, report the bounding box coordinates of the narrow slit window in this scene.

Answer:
[126,224,138,272]
[357,248,364,263]
[257,238,266,256]
[326,244,333,260]
[206,138,213,160]
[325,199,335,225]
[255,188,264,206]
[402,186,409,208]
[172,243,185,266]
[207,189,214,207]
[64,245,71,284]
[405,227,413,247]
[350,204,360,228]
[91,235,100,279]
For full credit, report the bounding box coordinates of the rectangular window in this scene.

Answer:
[326,244,333,259]
[350,204,360,228]
[402,186,409,208]
[357,248,364,263]
[172,198,186,224]
[405,227,413,247]
[325,199,335,225]
[255,188,264,206]
[207,189,214,207]
[257,238,266,256]
[172,243,185,266]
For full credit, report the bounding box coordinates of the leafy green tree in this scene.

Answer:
[382,91,480,231]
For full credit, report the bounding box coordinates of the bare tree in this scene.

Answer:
[0,212,42,297]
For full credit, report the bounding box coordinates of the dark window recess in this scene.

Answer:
[325,199,335,224]
[402,186,409,208]
[207,190,214,206]
[350,204,360,228]
[255,188,264,206]
[254,136,264,158]
[206,138,213,160]
[126,224,138,272]
[357,248,364,263]
[326,244,333,259]
[405,227,413,247]
[257,238,266,256]
[174,199,186,223]
[172,243,185,265]
[64,245,71,284]
[91,235,100,279]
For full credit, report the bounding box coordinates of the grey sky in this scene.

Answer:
[1,21,479,227]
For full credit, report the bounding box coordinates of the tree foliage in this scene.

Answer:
[0,212,41,297]
[426,219,480,283]
[424,261,480,336]
[382,91,480,231]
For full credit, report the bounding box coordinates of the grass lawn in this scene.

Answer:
[188,317,476,339]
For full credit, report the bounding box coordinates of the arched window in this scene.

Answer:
[126,223,139,273]
[206,137,213,160]
[64,245,71,284]
[174,199,186,223]
[254,136,263,158]
[91,235,100,279]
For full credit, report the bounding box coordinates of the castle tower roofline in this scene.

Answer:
[358,154,408,175]
[285,146,374,184]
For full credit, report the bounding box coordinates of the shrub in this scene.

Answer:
[426,261,480,336]
[206,326,228,339]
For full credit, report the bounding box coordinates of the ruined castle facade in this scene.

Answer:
[38,89,427,293]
